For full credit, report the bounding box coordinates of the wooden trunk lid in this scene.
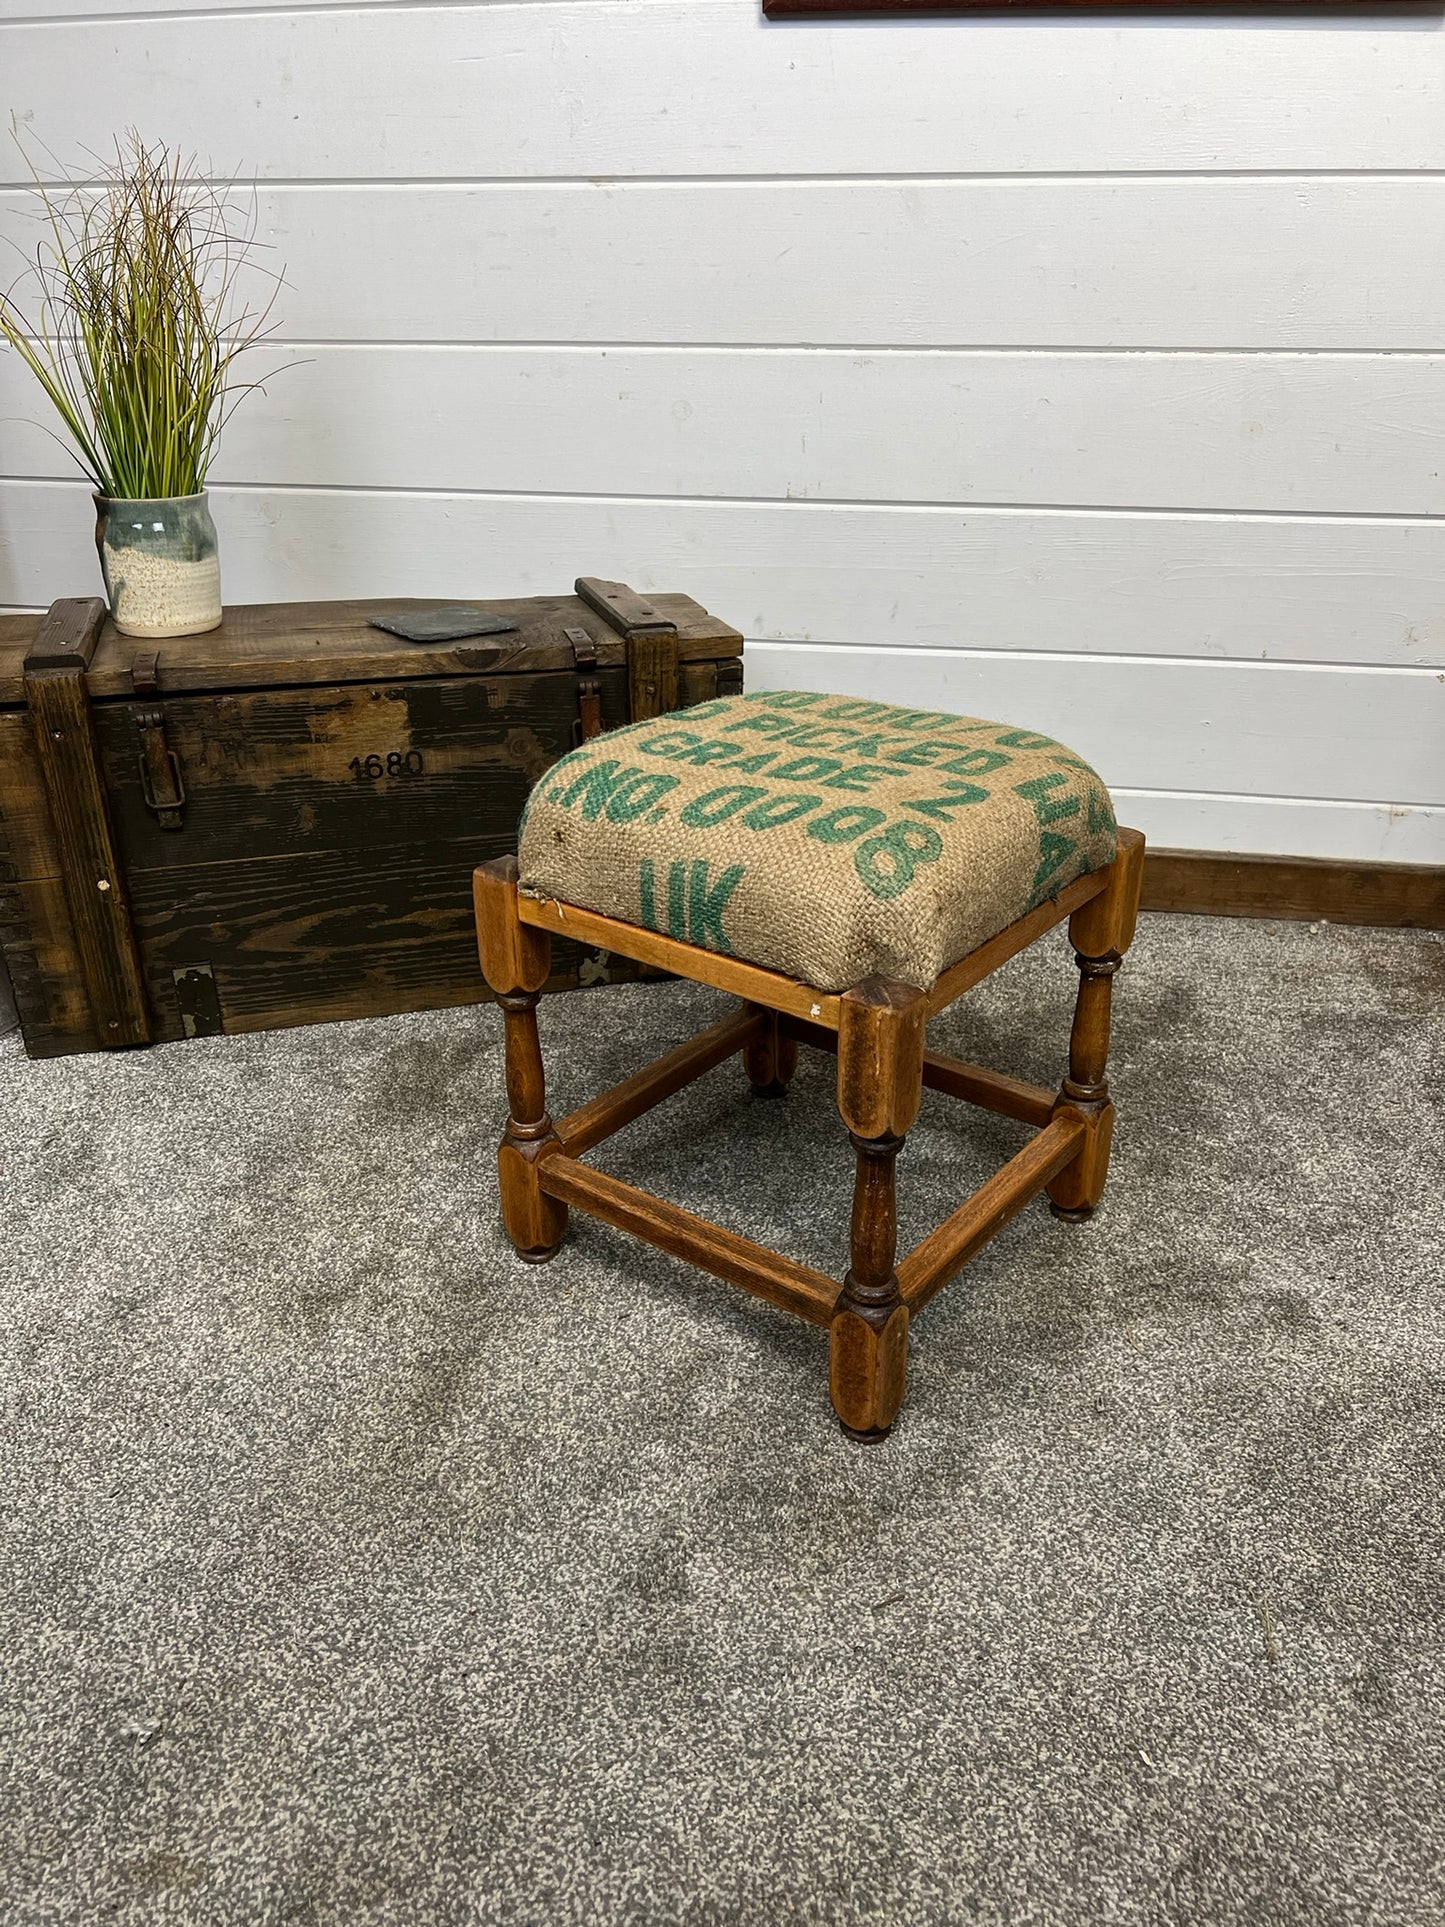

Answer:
[0,589,742,705]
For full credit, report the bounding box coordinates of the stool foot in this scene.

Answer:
[500,1137,568,1261]
[837,1417,893,1446]
[749,1078,790,1101]
[515,1240,565,1264]
[829,1298,909,1441]
[1049,1200,1095,1224]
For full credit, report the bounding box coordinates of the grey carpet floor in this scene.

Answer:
[0,914,1441,1927]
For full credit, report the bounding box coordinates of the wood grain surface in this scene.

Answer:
[8,6,1443,176]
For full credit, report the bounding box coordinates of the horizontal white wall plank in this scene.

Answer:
[4,479,1441,669]
[1109,791,1445,866]
[5,4,1445,177]
[9,346,1445,521]
[743,642,1443,809]
[5,179,1435,352]
[7,0,337,11]
[2,479,1441,815]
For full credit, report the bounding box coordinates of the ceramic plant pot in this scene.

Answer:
[94,491,222,637]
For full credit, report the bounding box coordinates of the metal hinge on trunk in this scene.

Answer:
[131,650,186,830]
[564,626,604,745]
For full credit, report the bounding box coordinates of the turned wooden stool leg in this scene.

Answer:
[1047,949,1119,1221]
[830,978,926,1443]
[744,1005,799,1100]
[1047,829,1146,1222]
[474,857,567,1262]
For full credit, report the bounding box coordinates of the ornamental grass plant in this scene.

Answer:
[0,131,282,500]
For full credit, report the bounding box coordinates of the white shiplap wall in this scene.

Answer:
[1,1,1442,862]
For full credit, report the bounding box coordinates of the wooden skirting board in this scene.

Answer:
[1142,850,1445,932]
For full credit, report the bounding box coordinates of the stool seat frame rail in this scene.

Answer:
[474,825,1145,1441]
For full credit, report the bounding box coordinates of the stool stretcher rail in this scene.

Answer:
[781,1013,1056,1130]
[556,1005,765,1156]
[537,1155,841,1326]
[896,1113,1085,1312]
[920,1052,1055,1129]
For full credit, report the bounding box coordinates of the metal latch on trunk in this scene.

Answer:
[565,626,604,745]
[130,649,186,829]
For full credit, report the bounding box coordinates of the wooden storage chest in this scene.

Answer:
[0,581,743,1058]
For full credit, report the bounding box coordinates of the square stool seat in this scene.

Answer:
[476,691,1146,1441]
[517,691,1120,992]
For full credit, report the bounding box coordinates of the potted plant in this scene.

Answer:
[0,133,283,638]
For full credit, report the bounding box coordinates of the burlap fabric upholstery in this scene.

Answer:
[518,691,1118,993]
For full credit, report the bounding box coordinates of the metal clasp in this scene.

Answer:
[130,649,187,831]
[565,625,603,746]
[136,722,187,827]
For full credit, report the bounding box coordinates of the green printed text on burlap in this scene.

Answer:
[517,691,1118,991]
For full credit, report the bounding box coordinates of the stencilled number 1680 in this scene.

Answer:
[349,750,425,780]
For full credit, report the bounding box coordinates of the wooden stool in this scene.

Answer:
[474,818,1145,1442]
